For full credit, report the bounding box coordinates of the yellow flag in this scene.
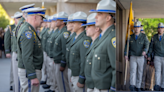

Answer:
[126,1,134,40]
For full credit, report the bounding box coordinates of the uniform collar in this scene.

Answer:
[101,24,113,36]
[75,31,83,39]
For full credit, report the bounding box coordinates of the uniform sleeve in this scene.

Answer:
[60,32,70,68]
[108,37,116,92]
[147,37,153,58]
[4,26,11,54]
[21,31,36,79]
[78,39,91,84]
[143,35,149,53]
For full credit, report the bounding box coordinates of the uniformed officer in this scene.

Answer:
[65,13,76,92]
[10,11,23,92]
[69,11,91,92]
[89,0,116,92]
[40,15,49,85]
[4,15,16,91]
[45,14,59,92]
[124,21,149,91]
[42,16,52,89]
[17,7,46,92]
[147,23,164,91]
[53,11,71,92]
[11,4,35,92]
[81,13,101,92]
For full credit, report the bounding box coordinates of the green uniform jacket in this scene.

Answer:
[47,29,59,57]
[66,32,76,68]
[11,17,25,52]
[17,22,43,79]
[40,27,46,39]
[85,37,99,89]
[45,30,54,55]
[53,26,70,67]
[91,25,115,90]
[69,31,91,84]
[42,28,50,52]
[148,34,164,58]
[124,33,149,56]
[4,24,15,54]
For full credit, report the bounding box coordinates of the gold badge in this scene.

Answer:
[111,37,116,48]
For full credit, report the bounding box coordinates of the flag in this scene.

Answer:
[126,1,134,40]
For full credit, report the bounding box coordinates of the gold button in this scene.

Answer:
[73,53,74,55]
[89,62,91,64]
[98,57,100,60]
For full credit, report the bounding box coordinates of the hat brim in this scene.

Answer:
[64,20,73,23]
[89,9,116,13]
[56,18,68,21]
[134,26,141,27]
[72,19,86,22]
[81,22,95,27]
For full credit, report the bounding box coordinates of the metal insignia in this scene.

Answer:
[63,32,69,39]
[83,40,90,48]
[25,31,32,39]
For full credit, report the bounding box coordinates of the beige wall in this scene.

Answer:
[57,2,97,15]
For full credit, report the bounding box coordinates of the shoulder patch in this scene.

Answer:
[25,31,32,39]
[63,32,69,39]
[83,40,91,48]
[111,37,116,48]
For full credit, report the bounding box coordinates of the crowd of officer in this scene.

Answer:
[4,0,116,92]
[125,21,164,91]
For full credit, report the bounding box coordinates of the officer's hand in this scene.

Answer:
[125,56,128,61]
[60,67,65,71]
[147,57,151,61]
[6,54,11,58]
[31,78,39,86]
[147,61,150,65]
[142,51,146,57]
[77,82,84,88]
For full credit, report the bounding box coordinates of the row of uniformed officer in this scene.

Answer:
[4,0,116,92]
[125,21,164,91]
[39,0,116,92]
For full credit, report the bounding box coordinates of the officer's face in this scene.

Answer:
[47,22,51,28]
[14,18,20,25]
[51,21,56,28]
[41,22,45,27]
[67,22,73,31]
[158,28,164,34]
[86,25,96,37]
[95,12,112,28]
[56,20,63,27]
[134,27,141,34]
[72,22,82,32]
[36,15,43,27]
